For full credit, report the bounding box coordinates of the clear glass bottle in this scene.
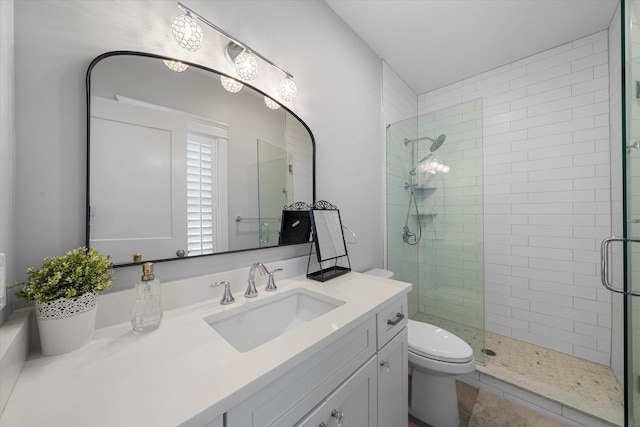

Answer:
[131,262,163,333]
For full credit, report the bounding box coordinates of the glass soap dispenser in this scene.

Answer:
[131,262,163,333]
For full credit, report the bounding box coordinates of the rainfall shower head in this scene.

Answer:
[404,134,447,152]
[429,134,446,152]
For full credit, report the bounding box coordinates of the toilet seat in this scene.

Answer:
[408,319,473,363]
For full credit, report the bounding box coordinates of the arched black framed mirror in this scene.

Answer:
[86,51,315,266]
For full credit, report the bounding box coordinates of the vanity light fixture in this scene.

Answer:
[233,49,259,81]
[220,75,243,93]
[163,59,189,72]
[422,159,450,174]
[173,2,298,101]
[171,12,203,52]
[264,96,281,110]
[278,76,298,102]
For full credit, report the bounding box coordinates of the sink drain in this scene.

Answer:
[481,348,496,356]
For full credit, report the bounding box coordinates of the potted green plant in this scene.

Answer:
[11,247,114,356]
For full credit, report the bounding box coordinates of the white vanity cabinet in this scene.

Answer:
[225,294,408,427]
[377,328,408,427]
[295,356,378,427]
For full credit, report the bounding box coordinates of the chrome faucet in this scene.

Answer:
[265,268,283,292]
[245,262,268,298]
[210,281,235,305]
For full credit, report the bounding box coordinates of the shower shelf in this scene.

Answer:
[414,186,437,190]
[411,213,437,217]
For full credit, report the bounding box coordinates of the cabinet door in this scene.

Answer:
[323,356,377,427]
[378,327,408,427]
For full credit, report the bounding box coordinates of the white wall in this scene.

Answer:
[0,0,16,323]
[418,30,613,364]
[12,0,382,292]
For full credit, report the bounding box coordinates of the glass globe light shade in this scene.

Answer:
[264,96,281,110]
[220,76,243,93]
[278,77,298,102]
[235,50,259,81]
[442,165,451,174]
[163,60,189,73]
[171,14,204,52]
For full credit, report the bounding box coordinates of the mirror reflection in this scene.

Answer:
[87,52,315,265]
[307,206,351,282]
[310,209,348,261]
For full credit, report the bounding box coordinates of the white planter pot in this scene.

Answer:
[35,292,98,356]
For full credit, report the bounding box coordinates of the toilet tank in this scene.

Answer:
[364,269,394,279]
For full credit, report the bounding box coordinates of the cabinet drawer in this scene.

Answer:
[376,296,407,349]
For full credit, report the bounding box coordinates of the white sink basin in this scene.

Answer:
[204,288,345,352]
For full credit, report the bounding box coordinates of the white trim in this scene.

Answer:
[115,95,230,133]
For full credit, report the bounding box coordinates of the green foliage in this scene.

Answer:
[11,247,114,302]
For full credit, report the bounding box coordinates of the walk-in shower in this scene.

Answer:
[387,96,625,425]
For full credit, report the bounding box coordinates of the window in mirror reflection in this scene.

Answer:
[187,121,229,256]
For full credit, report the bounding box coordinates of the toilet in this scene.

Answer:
[364,269,476,427]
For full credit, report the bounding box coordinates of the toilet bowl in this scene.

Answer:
[408,319,475,427]
[363,269,475,427]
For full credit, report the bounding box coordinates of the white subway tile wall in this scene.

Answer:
[417,30,613,365]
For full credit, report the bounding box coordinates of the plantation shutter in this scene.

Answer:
[187,134,218,256]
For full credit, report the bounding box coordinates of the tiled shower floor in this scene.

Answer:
[412,312,624,426]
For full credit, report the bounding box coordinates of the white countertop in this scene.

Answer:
[0,272,410,427]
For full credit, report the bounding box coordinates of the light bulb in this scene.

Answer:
[264,96,280,109]
[220,75,243,93]
[429,160,439,170]
[436,163,445,172]
[163,60,189,72]
[171,14,204,52]
[278,76,298,101]
[442,165,450,173]
[235,50,258,81]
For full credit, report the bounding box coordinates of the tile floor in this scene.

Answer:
[411,313,624,426]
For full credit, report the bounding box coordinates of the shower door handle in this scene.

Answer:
[600,236,640,296]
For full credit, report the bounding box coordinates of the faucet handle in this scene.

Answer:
[265,268,283,292]
[210,281,235,305]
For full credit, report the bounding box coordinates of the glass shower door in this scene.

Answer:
[257,140,291,248]
[386,98,485,364]
[624,0,640,424]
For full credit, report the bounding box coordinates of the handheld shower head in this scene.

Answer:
[408,153,433,175]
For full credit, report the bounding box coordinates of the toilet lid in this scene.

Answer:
[408,319,474,363]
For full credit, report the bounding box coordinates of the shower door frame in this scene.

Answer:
[623,0,640,425]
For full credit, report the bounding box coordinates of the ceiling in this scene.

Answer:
[325,0,619,94]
